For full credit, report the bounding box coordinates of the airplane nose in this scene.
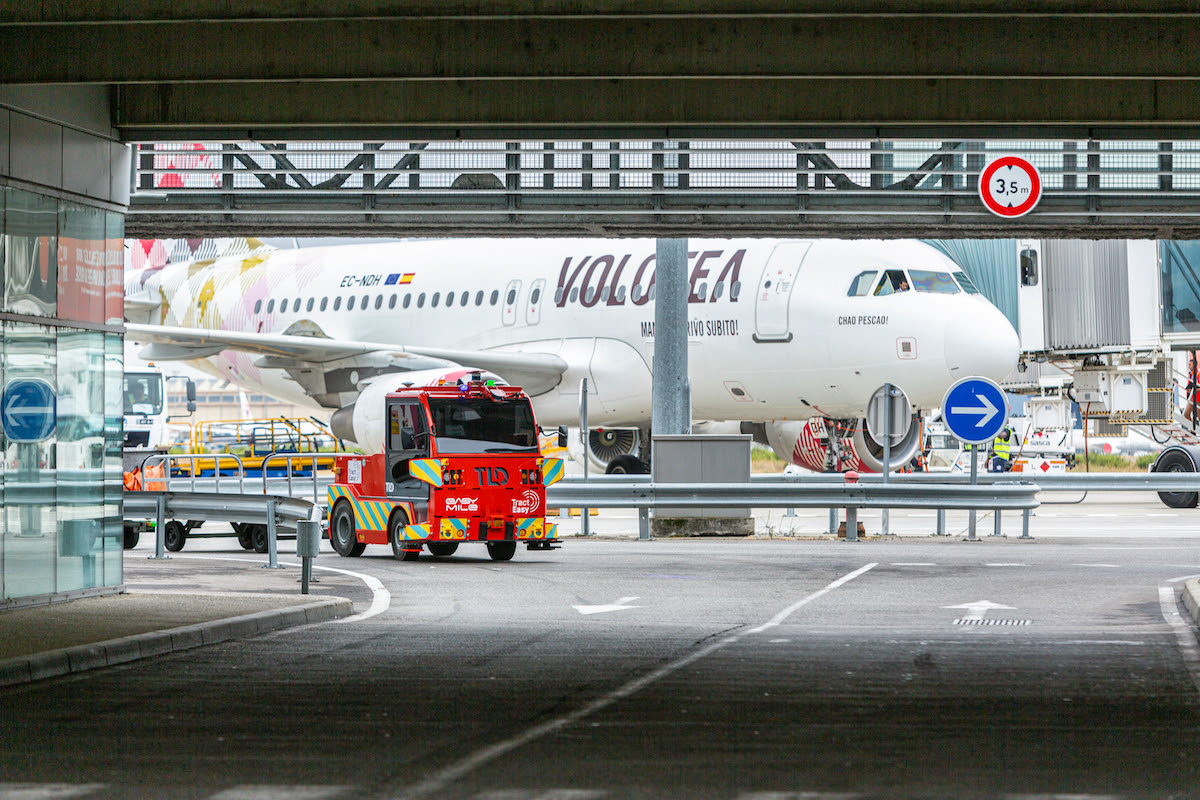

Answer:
[944,302,1020,381]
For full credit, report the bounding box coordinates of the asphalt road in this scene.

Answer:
[4,496,1200,799]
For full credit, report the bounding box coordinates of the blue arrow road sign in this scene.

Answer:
[2,378,57,443]
[941,376,1009,445]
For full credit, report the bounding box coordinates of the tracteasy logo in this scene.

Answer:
[512,490,541,515]
[445,496,479,513]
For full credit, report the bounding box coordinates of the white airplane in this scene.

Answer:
[124,237,1019,473]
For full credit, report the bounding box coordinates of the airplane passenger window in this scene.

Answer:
[333,297,342,311]
[417,293,426,308]
[696,282,708,301]
[584,287,595,304]
[388,294,397,309]
[267,299,275,313]
[361,294,368,309]
[531,287,542,304]
[600,286,609,302]
[632,285,643,302]
[954,271,981,294]
[375,295,383,310]
[475,290,484,306]
[847,270,878,296]
[293,298,302,312]
[731,281,741,300]
[648,285,656,301]
[348,296,356,311]
[306,298,315,312]
[403,294,411,309]
[554,288,564,304]
[570,287,579,303]
[507,288,517,305]
[713,283,724,300]
[254,299,262,313]
[432,292,440,307]
[909,270,960,294]
[489,290,499,305]
[615,286,627,302]
[320,297,328,311]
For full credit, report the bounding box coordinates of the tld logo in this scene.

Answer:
[474,467,509,486]
[444,496,479,513]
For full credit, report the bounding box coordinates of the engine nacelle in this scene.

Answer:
[765,416,922,473]
[329,368,506,455]
[565,427,642,472]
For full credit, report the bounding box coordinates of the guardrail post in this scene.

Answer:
[153,494,169,560]
[1020,508,1033,540]
[639,507,650,540]
[966,446,979,541]
[264,499,283,569]
[990,509,1006,537]
[936,508,947,536]
[845,507,858,542]
[828,508,838,535]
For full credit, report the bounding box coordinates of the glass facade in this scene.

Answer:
[0,186,125,602]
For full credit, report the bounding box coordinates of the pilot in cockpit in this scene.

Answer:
[875,270,910,296]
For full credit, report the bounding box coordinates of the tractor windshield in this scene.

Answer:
[427,396,539,454]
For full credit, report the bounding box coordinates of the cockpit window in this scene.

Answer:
[847,270,878,297]
[909,270,960,294]
[953,270,980,294]
[874,270,910,296]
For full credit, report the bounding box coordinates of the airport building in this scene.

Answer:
[0,89,129,605]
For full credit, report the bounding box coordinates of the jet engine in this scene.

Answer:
[565,427,644,473]
[329,368,506,455]
[764,416,922,473]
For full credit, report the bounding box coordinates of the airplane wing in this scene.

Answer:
[124,322,569,398]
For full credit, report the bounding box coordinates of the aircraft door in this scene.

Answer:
[502,280,521,326]
[526,279,546,325]
[753,242,812,343]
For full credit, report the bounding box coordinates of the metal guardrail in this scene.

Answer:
[124,490,319,567]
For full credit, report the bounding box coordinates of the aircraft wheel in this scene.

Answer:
[426,542,459,558]
[123,524,140,550]
[1154,450,1199,508]
[164,520,187,552]
[605,455,647,475]
[388,509,420,561]
[330,502,365,557]
[486,541,517,562]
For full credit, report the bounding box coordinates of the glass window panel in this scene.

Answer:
[102,333,123,587]
[58,202,107,324]
[3,322,57,600]
[56,329,105,593]
[105,211,125,326]
[4,189,58,317]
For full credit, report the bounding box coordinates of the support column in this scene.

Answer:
[651,238,690,438]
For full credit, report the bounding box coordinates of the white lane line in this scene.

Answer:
[892,562,937,567]
[1076,564,1121,568]
[208,787,353,800]
[748,563,877,634]
[387,564,876,800]
[174,555,391,622]
[1148,512,1181,517]
[1158,584,1200,697]
[0,786,106,800]
[985,563,1028,568]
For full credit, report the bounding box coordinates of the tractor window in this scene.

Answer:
[387,401,426,454]
[428,396,539,454]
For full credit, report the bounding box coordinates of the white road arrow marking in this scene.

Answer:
[943,599,1015,621]
[573,596,640,616]
[950,392,999,429]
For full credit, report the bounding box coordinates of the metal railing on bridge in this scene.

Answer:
[127,139,1200,238]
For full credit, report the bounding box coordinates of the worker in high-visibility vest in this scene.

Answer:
[990,427,1013,472]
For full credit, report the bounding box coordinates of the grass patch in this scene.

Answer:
[752,447,788,473]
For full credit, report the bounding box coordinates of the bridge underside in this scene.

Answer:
[127,139,1200,239]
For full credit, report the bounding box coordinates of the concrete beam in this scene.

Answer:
[6,16,1200,83]
[113,77,1200,140]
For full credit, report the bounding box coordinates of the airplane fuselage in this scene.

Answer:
[129,238,1019,429]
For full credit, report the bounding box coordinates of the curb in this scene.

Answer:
[1182,579,1200,628]
[0,597,353,689]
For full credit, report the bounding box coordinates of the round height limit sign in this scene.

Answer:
[978,155,1042,218]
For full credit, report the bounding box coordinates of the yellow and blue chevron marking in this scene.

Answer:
[404,522,432,540]
[410,457,443,487]
[439,518,470,539]
[328,485,401,532]
[541,457,565,486]
[514,518,545,539]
